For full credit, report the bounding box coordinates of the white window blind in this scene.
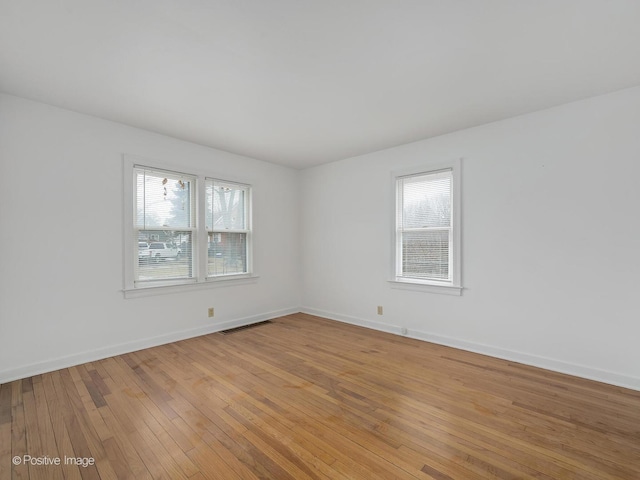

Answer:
[206,179,251,277]
[134,166,196,286]
[396,169,453,283]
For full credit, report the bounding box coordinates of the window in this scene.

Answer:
[123,157,253,294]
[134,166,196,287]
[206,179,251,277]
[392,159,461,295]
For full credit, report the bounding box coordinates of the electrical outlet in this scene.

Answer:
[377,306,383,315]
[208,307,214,318]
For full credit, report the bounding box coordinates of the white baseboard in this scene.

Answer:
[0,307,299,384]
[300,307,640,392]
[5,306,639,392]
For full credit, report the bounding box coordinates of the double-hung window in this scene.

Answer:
[124,157,253,294]
[206,179,251,277]
[134,166,196,287]
[392,159,462,295]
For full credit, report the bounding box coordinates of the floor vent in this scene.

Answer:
[218,320,272,335]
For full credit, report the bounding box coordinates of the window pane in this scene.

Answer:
[136,231,193,282]
[207,180,246,230]
[402,172,451,228]
[136,169,194,229]
[208,232,247,276]
[402,230,450,280]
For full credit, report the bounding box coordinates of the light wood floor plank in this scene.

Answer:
[10,381,29,480]
[0,383,13,480]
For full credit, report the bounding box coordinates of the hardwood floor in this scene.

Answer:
[1,313,639,479]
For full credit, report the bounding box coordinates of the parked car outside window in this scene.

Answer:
[138,242,151,262]
[148,242,179,259]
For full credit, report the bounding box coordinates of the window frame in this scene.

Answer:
[123,155,256,298]
[390,159,462,296]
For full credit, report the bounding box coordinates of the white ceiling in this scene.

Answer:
[2,1,640,169]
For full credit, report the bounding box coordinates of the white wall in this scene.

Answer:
[300,86,640,390]
[2,87,640,390]
[0,94,300,382]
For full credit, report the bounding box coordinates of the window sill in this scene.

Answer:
[388,279,462,296]
[123,275,259,299]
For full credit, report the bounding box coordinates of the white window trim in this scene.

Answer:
[122,155,257,297]
[122,275,259,299]
[390,159,462,296]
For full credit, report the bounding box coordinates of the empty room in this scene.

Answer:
[1,1,639,479]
